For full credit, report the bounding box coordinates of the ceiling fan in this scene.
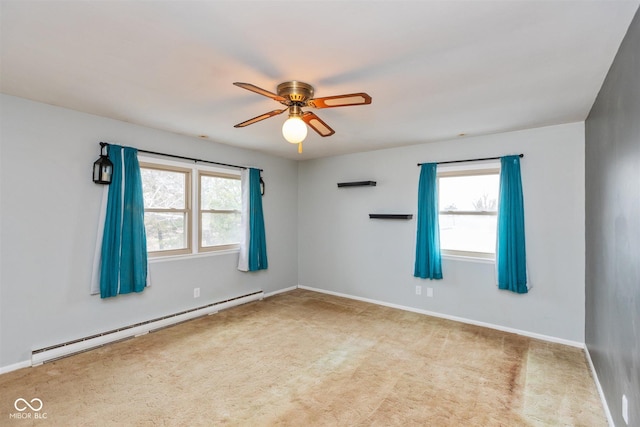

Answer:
[233,81,372,153]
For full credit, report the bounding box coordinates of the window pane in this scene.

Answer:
[439,174,499,212]
[440,214,497,254]
[201,175,241,210]
[141,168,186,209]
[144,212,188,251]
[201,212,241,247]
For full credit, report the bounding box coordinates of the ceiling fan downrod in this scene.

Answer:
[288,104,303,118]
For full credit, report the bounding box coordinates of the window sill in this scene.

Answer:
[442,254,495,264]
[149,248,239,264]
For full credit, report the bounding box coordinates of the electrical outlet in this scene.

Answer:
[193,288,200,298]
[426,287,433,298]
[622,394,629,425]
[415,285,422,295]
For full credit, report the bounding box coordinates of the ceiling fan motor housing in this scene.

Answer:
[277,81,314,103]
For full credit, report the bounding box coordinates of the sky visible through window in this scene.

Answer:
[439,174,499,212]
[439,172,499,255]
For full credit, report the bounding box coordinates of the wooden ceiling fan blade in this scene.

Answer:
[307,92,372,109]
[234,109,286,128]
[302,112,335,137]
[233,82,287,103]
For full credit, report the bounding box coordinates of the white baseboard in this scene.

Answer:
[264,285,297,298]
[30,291,264,366]
[1,287,292,375]
[298,285,585,348]
[0,360,31,375]
[585,345,614,426]
[3,291,267,375]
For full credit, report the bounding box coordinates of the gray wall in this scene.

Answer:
[299,122,586,343]
[0,94,298,368]
[585,7,640,426]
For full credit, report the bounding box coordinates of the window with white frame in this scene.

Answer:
[438,165,500,259]
[140,159,241,257]
[198,171,241,252]
[140,163,192,256]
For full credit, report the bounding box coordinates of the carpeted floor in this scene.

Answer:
[0,289,606,426]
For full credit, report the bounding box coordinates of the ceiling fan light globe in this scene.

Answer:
[282,117,307,144]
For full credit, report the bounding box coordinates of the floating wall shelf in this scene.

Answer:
[337,181,377,188]
[369,214,413,220]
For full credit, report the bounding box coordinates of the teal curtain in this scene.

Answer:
[496,155,527,293]
[248,168,268,271]
[414,163,442,279]
[100,145,148,298]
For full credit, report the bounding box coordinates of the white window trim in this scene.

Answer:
[148,248,239,264]
[138,155,242,261]
[442,253,496,264]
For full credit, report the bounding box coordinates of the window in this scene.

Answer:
[199,172,241,252]
[141,163,192,256]
[140,160,241,257]
[438,166,500,259]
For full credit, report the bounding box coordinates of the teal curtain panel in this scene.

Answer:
[414,163,443,279]
[496,155,528,293]
[248,168,268,271]
[100,145,148,298]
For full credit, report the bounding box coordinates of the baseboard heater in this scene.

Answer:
[31,291,264,366]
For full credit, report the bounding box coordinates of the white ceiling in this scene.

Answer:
[1,1,638,160]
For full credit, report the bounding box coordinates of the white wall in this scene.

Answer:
[0,95,298,367]
[298,122,585,343]
[0,94,586,369]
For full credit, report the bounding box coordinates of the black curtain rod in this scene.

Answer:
[100,142,262,171]
[417,153,523,167]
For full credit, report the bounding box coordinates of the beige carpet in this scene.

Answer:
[0,289,606,426]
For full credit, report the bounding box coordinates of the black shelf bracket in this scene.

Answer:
[337,181,377,188]
[369,214,413,220]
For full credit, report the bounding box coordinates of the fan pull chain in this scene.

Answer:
[298,142,303,154]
